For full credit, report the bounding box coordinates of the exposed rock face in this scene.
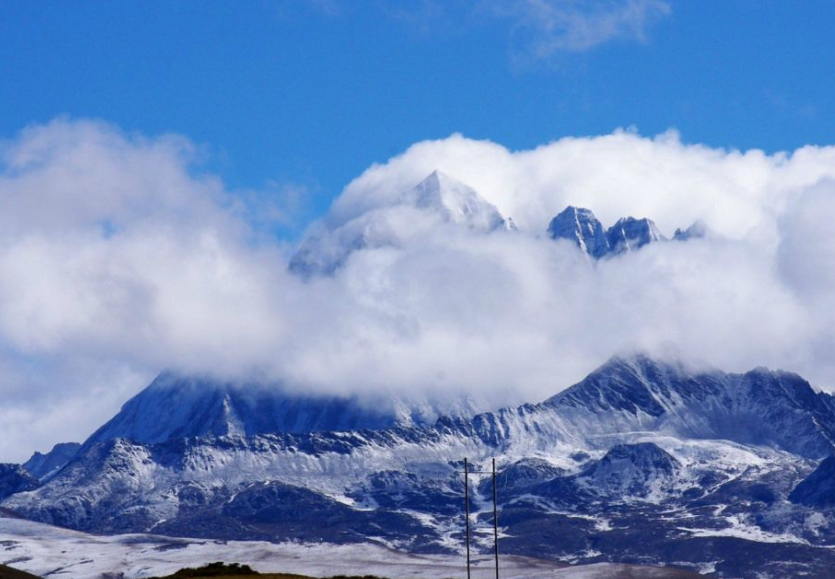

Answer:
[547,206,610,259]
[789,455,835,507]
[547,206,703,259]
[606,216,666,254]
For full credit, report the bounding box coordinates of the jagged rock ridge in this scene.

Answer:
[546,206,610,258]
[548,206,704,259]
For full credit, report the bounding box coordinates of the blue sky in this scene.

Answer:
[2,1,834,235]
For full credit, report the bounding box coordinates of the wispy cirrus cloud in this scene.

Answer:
[484,0,672,56]
[303,0,672,57]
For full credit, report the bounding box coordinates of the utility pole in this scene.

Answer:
[492,458,499,579]
[462,458,500,579]
[464,457,471,579]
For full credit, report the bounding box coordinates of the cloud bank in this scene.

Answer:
[1,118,835,461]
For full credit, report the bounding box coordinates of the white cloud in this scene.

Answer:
[2,118,835,461]
[295,129,835,398]
[0,119,291,460]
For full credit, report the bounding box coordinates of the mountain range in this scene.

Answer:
[4,355,835,578]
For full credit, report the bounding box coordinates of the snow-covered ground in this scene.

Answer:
[0,516,691,579]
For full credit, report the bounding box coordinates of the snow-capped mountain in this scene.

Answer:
[548,206,705,259]
[290,170,513,276]
[6,354,835,578]
[406,170,511,231]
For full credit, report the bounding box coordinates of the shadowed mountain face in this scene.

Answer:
[0,465,39,501]
[6,354,835,578]
[82,372,485,447]
[789,456,835,507]
[547,206,610,258]
[606,216,666,254]
[23,443,81,482]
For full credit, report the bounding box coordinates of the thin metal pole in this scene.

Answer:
[464,458,471,579]
[492,457,499,579]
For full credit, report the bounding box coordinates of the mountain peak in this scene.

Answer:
[418,169,449,186]
[289,171,514,276]
[406,170,511,231]
[10,354,835,577]
[547,206,610,259]
[606,216,666,255]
